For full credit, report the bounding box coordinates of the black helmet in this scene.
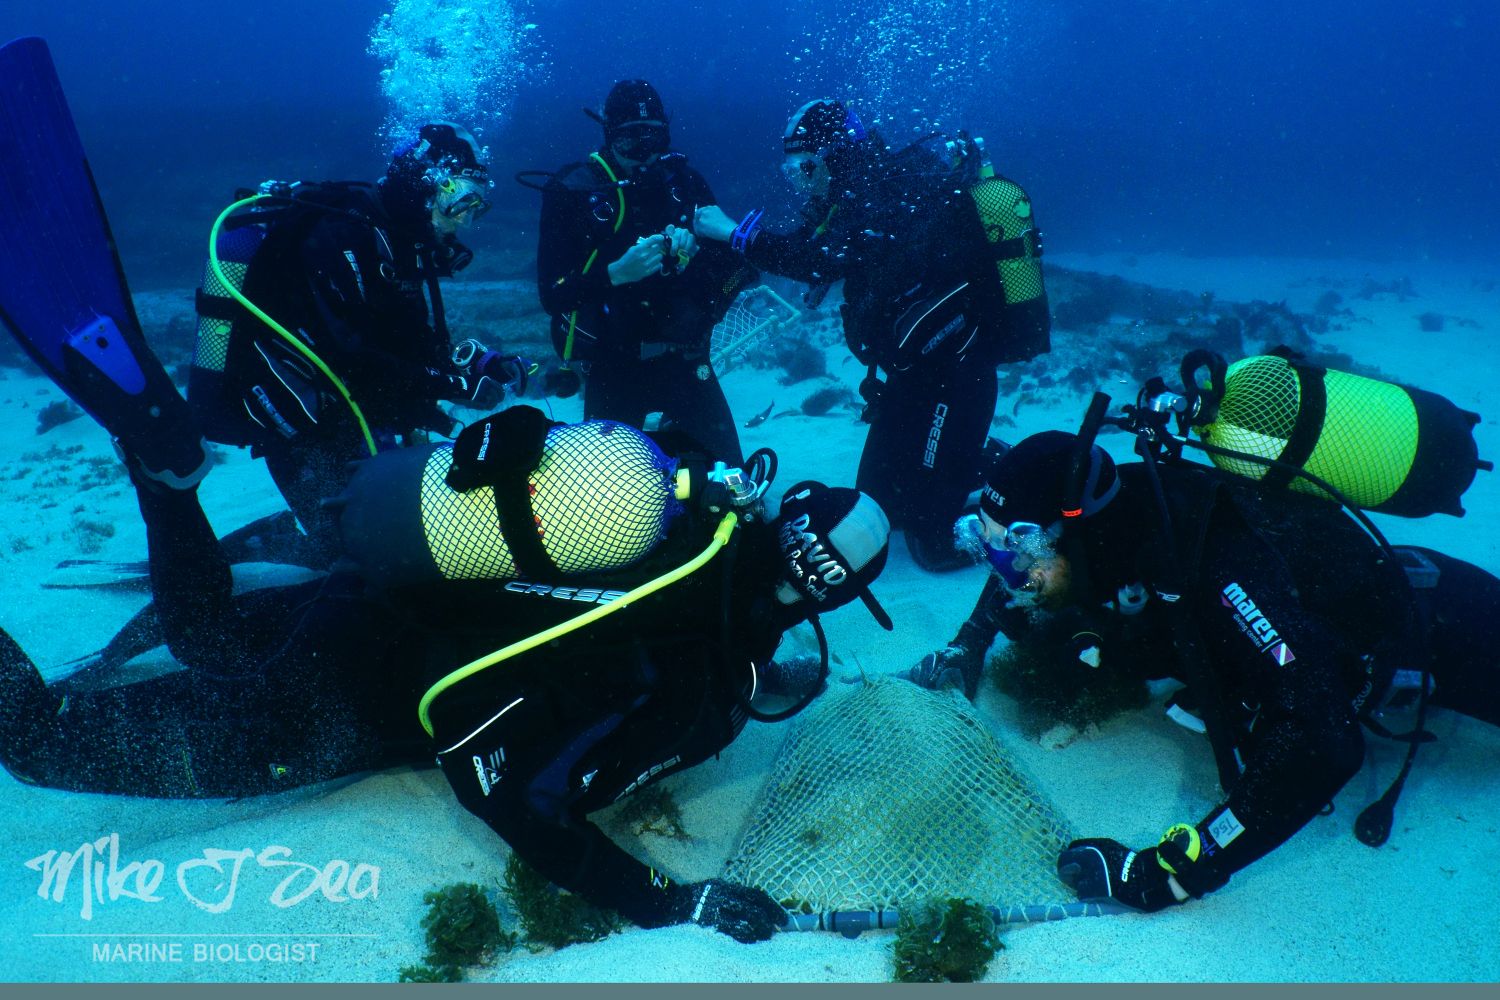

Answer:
[773,481,893,630]
[980,431,1120,529]
[782,99,867,157]
[593,80,672,161]
[380,121,489,221]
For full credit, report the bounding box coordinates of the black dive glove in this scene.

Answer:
[672,879,786,943]
[540,364,582,399]
[1057,829,1228,913]
[901,643,983,700]
[425,368,494,407]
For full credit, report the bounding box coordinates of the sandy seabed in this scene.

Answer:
[1,251,1496,983]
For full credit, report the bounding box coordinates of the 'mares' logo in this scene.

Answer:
[1221,582,1296,665]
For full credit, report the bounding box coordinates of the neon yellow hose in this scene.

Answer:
[208,195,378,456]
[561,153,627,366]
[418,511,739,736]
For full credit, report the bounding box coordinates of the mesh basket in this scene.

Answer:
[724,677,1075,914]
[709,285,802,374]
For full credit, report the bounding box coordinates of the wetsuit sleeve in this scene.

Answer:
[947,576,1019,652]
[742,206,848,286]
[537,178,615,315]
[1183,504,1365,882]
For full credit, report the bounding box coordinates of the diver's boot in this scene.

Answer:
[905,528,973,574]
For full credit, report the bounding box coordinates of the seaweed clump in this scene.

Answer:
[892,897,1003,983]
[617,784,691,840]
[503,854,623,950]
[989,632,1150,738]
[397,881,515,983]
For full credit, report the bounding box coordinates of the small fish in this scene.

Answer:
[744,400,776,429]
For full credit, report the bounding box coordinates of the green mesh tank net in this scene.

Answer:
[193,226,260,373]
[970,177,1045,306]
[1200,355,1418,508]
[724,677,1075,914]
[419,421,680,580]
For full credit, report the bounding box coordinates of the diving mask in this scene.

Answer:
[957,513,1060,592]
[781,153,829,196]
[433,175,490,223]
[610,122,670,164]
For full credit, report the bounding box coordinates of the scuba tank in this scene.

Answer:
[337,405,778,587]
[190,216,266,446]
[1191,351,1486,517]
[189,181,393,456]
[337,416,690,584]
[947,134,1050,364]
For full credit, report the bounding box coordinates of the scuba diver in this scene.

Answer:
[902,357,1497,913]
[529,79,758,464]
[694,99,1051,573]
[0,39,894,942]
[191,119,532,566]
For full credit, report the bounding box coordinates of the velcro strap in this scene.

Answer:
[1261,362,1327,490]
[195,287,251,323]
[988,233,1040,261]
[444,407,560,578]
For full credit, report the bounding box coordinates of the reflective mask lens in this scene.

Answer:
[781,153,825,194]
[613,125,668,163]
[972,517,1057,590]
[436,177,489,223]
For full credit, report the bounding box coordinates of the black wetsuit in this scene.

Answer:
[0,473,791,929]
[742,142,1049,568]
[947,461,1500,884]
[209,185,472,559]
[537,152,755,464]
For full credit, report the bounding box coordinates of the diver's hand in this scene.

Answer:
[674,879,787,943]
[664,224,698,270]
[1056,834,1230,913]
[693,205,736,242]
[609,235,671,284]
[540,365,582,399]
[900,643,983,700]
[1057,838,1181,912]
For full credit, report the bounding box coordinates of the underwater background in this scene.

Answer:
[1,0,1498,290]
[2,0,1499,984]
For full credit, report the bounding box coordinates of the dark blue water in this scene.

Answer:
[3,0,1497,288]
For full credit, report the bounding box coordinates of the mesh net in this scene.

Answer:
[709,285,802,374]
[1303,371,1416,508]
[419,421,681,580]
[192,226,263,373]
[971,177,1044,305]
[420,447,518,580]
[724,677,1075,914]
[1201,356,1419,507]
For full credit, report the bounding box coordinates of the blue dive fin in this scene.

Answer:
[0,36,206,487]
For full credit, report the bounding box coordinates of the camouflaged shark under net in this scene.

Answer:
[725,677,1076,914]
